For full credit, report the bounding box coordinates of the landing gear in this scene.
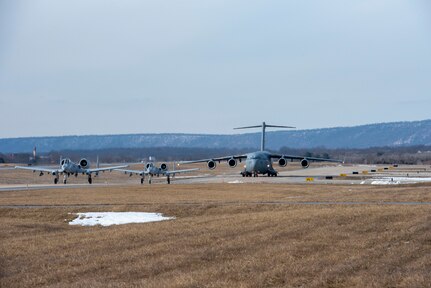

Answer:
[241,171,253,177]
[148,175,152,184]
[88,175,92,184]
[140,178,144,184]
[167,175,171,184]
[54,177,58,184]
[63,174,68,184]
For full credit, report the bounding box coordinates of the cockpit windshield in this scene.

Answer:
[249,152,270,160]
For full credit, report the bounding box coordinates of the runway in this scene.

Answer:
[1,164,431,191]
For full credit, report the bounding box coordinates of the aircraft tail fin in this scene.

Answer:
[233,122,295,151]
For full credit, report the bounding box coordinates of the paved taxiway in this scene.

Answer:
[1,164,431,191]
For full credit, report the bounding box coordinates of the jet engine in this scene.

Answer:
[79,158,89,169]
[300,158,310,169]
[160,163,167,171]
[207,160,217,170]
[278,157,287,167]
[228,158,237,168]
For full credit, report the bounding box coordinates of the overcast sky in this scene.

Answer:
[1,0,430,138]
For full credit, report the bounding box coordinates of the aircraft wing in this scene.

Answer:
[114,169,144,176]
[165,168,199,175]
[86,165,128,174]
[15,166,62,174]
[180,155,247,164]
[270,154,343,163]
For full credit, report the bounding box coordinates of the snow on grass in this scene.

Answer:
[366,177,431,185]
[69,212,175,227]
[228,180,244,184]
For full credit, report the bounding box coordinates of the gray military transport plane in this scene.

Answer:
[180,122,342,177]
[15,158,127,184]
[115,161,198,184]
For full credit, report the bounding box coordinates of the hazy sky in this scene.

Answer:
[1,0,430,138]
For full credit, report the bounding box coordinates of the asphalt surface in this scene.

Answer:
[1,164,431,191]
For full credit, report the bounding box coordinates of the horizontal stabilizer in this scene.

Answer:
[265,125,295,129]
[234,124,295,130]
[234,125,263,130]
[233,122,295,151]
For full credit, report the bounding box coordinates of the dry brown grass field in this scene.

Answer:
[1,183,431,287]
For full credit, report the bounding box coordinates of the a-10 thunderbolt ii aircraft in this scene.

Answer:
[15,158,127,184]
[115,161,198,184]
[180,122,342,177]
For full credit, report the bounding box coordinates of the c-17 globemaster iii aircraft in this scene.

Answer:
[115,161,198,184]
[15,158,127,184]
[180,122,342,177]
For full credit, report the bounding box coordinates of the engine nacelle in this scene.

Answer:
[228,158,237,168]
[278,157,287,167]
[160,163,167,171]
[79,158,89,169]
[207,160,217,170]
[300,158,310,169]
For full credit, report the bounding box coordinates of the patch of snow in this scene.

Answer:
[371,179,401,185]
[228,180,244,184]
[69,212,174,227]
[369,177,431,185]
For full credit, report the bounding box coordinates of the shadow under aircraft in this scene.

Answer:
[180,122,342,177]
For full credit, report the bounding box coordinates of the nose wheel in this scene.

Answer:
[88,176,92,184]
[241,171,253,177]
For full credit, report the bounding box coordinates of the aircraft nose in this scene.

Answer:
[249,159,257,169]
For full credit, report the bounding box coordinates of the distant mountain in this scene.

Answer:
[2,120,431,153]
